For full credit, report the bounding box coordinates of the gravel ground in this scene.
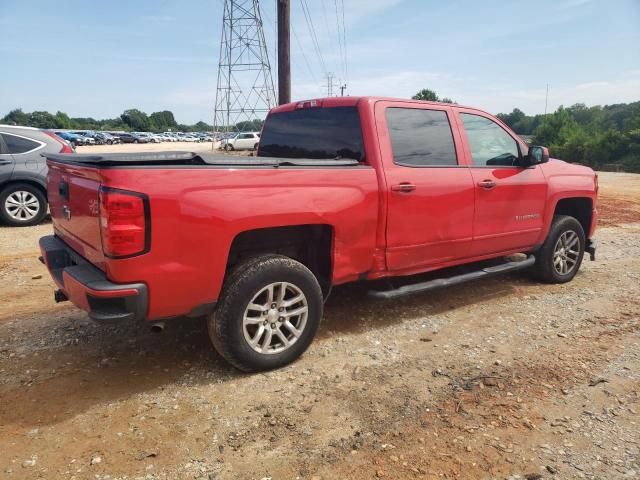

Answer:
[0,171,639,480]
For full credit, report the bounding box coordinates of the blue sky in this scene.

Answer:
[1,0,638,124]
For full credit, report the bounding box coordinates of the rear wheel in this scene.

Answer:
[530,215,585,283]
[224,144,234,151]
[208,255,323,372]
[253,143,259,151]
[0,183,47,227]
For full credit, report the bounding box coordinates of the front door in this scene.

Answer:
[455,111,547,256]
[376,102,475,273]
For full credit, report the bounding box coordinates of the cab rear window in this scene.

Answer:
[258,106,364,161]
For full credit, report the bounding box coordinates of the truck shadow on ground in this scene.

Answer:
[0,272,531,429]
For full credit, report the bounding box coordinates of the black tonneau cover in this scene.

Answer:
[44,151,360,168]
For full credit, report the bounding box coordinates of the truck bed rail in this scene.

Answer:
[44,152,361,168]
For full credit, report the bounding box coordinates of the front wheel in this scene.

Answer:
[208,255,323,372]
[224,144,233,151]
[0,183,47,227]
[530,215,585,283]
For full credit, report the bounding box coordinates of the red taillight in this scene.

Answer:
[44,130,74,153]
[99,187,149,258]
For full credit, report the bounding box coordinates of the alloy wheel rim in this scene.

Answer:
[5,191,40,221]
[242,282,308,355]
[553,230,580,275]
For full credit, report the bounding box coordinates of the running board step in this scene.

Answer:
[368,254,536,299]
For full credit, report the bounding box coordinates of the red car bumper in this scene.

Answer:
[39,235,148,322]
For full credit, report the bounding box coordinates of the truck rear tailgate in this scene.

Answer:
[47,160,105,268]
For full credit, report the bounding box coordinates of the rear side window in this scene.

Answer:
[460,113,520,167]
[385,108,457,166]
[258,106,364,161]
[1,133,42,154]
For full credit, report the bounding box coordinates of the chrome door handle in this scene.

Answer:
[391,183,416,193]
[477,179,497,190]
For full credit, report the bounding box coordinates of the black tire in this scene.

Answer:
[208,254,323,372]
[530,215,585,283]
[224,144,233,151]
[253,143,259,150]
[134,139,139,144]
[0,183,48,227]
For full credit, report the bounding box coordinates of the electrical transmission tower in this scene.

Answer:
[214,0,276,136]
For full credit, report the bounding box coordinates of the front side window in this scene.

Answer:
[460,113,520,167]
[258,106,364,161]
[385,108,457,166]
[1,133,42,154]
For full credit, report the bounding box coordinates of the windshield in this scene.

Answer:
[258,106,364,161]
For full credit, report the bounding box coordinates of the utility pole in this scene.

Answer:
[277,0,291,105]
[340,84,347,96]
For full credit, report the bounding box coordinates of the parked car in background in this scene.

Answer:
[136,133,159,143]
[70,131,96,145]
[95,132,119,145]
[0,125,73,226]
[55,131,86,147]
[162,133,178,142]
[118,133,149,144]
[223,132,260,151]
[179,133,198,142]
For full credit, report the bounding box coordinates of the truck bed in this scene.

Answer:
[44,151,379,320]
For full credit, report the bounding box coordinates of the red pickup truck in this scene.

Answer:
[40,97,598,371]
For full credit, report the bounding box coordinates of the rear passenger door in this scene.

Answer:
[0,134,16,183]
[375,101,475,273]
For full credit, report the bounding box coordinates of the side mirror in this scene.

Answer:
[525,145,549,166]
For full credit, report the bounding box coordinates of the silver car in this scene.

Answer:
[0,125,74,226]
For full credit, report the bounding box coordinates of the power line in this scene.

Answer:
[321,0,338,63]
[292,23,319,85]
[299,0,327,74]
[264,1,318,85]
[333,0,346,82]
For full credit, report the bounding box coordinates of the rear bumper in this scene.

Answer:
[39,235,148,322]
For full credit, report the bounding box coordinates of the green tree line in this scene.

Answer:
[497,102,640,172]
[0,108,262,133]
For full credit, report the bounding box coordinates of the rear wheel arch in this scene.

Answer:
[224,224,334,298]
